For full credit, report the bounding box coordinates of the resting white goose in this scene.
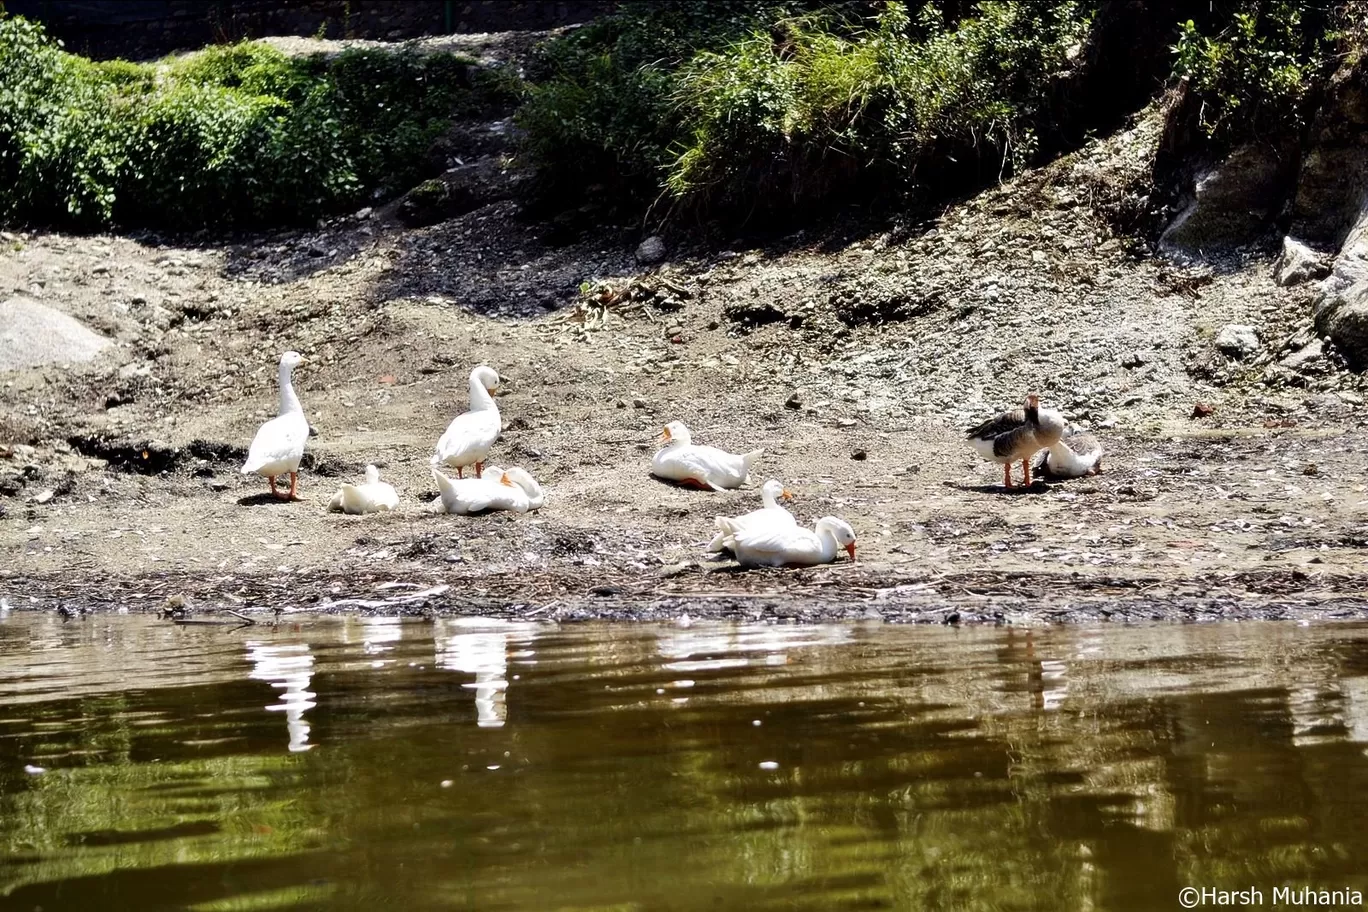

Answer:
[966,393,1065,489]
[1035,427,1104,479]
[431,466,544,515]
[241,350,309,500]
[651,420,761,491]
[707,479,795,553]
[432,365,501,478]
[717,515,857,568]
[327,465,400,514]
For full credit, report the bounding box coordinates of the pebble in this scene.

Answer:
[835,418,858,428]
[851,449,868,461]
[34,490,54,504]
[632,398,648,409]
[785,392,802,409]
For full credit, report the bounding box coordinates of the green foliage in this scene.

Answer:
[0,14,514,231]
[1171,1,1330,143]
[518,1,1094,222]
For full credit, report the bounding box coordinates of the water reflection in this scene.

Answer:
[434,618,539,728]
[1,616,1368,911]
[245,641,316,753]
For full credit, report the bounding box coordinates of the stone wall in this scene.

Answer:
[5,0,617,60]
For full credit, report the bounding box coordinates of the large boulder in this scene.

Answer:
[0,297,111,372]
[1158,142,1296,255]
[1314,203,1368,369]
[1275,235,1329,287]
[1288,57,1368,247]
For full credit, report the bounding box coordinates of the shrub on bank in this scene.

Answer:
[0,14,514,231]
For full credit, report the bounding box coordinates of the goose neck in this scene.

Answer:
[278,363,303,416]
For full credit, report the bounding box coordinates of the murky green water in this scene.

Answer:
[3,615,1368,911]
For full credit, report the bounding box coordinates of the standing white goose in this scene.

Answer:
[966,393,1065,489]
[430,466,544,515]
[327,465,400,514]
[651,420,761,491]
[241,351,309,501]
[707,479,796,553]
[432,366,501,478]
[717,515,857,568]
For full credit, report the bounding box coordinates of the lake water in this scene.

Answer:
[3,613,1368,911]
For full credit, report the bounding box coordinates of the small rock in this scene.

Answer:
[1339,390,1364,405]
[1215,324,1260,360]
[659,562,694,579]
[835,418,858,428]
[355,207,373,220]
[209,479,229,491]
[632,398,648,409]
[1120,351,1150,368]
[1282,339,1325,372]
[635,236,667,265]
[785,392,802,410]
[615,398,627,409]
[1303,463,1320,476]
[1192,402,1216,419]
[34,490,54,504]
[1275,236,1328,287]
[851,449,868,461]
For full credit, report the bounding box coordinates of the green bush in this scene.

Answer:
[1171,0,1332,145]
[518,1,1094,222]
[0,14,515,231]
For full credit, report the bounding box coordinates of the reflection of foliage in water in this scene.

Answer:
[1,618,1368,909]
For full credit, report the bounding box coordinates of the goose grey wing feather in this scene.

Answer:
[966,408,1027,441]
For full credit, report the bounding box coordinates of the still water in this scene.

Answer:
[3,614,1368,911]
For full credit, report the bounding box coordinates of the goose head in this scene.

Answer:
[471,365,500,394]
[364,464,381,485]
[499,467,540,494]
[1023,393,1040,422]
[660,420,692,447]
[280,350,305,370]
[760,479,794,506]
[817,517,857,561]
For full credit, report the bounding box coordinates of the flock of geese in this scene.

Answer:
[241,351,1105,569]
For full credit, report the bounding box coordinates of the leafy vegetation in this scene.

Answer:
[1170,0,1336,145]
[0,14,516,231]
[518,1,1095,223]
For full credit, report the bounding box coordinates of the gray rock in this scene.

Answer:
[1215,324,1261,360]
[635,236,667,265]
[1159,143,1295,255]
[0,297,111,372]
[1282,339,1325,372]
[1315,202,1368,369]
[1275,236,1329,287]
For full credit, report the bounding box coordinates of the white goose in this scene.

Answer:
[432,366,501,478]
[431,466,544,515]
[717,515,858,568]
[327,465,400,514]
[241,351,309,501]
[707,479,795,553]
[651,420,761,491]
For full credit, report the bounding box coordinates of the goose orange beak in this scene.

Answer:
[781,488,795,501]
[659,427,672,443]
[844,543,857,561]
[500,472,513,486]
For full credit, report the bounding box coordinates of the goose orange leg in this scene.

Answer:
[1003,463,1013,489]
[1022,460,1032,487]
[455,466,464,479]
[475,461,485,478]
[268,475,280,498]
[287,472,299,500]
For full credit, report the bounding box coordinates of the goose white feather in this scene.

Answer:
[718,515,857,568]
[328,464,400,514]
[241,351,309,500]
[432,366,501,478]
[1035,428,1104,479]
[651,420,761,491]
[430,465,544,515]
[707,479,796,553]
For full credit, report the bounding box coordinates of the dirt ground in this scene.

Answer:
[2,66,1366,623]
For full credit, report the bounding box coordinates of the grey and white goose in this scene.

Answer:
[966,393,1065,488]
[1034,426,1104,479]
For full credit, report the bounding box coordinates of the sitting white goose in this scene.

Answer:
[431,466,544,515]
[966,393,1066,489]
[432,365,501,478]
[327,465,400,514]
[707,479,796,553]
[716,515,858,568]
[241,350,309,501]
[651,420,761,491]
[1035,427,1104,479]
